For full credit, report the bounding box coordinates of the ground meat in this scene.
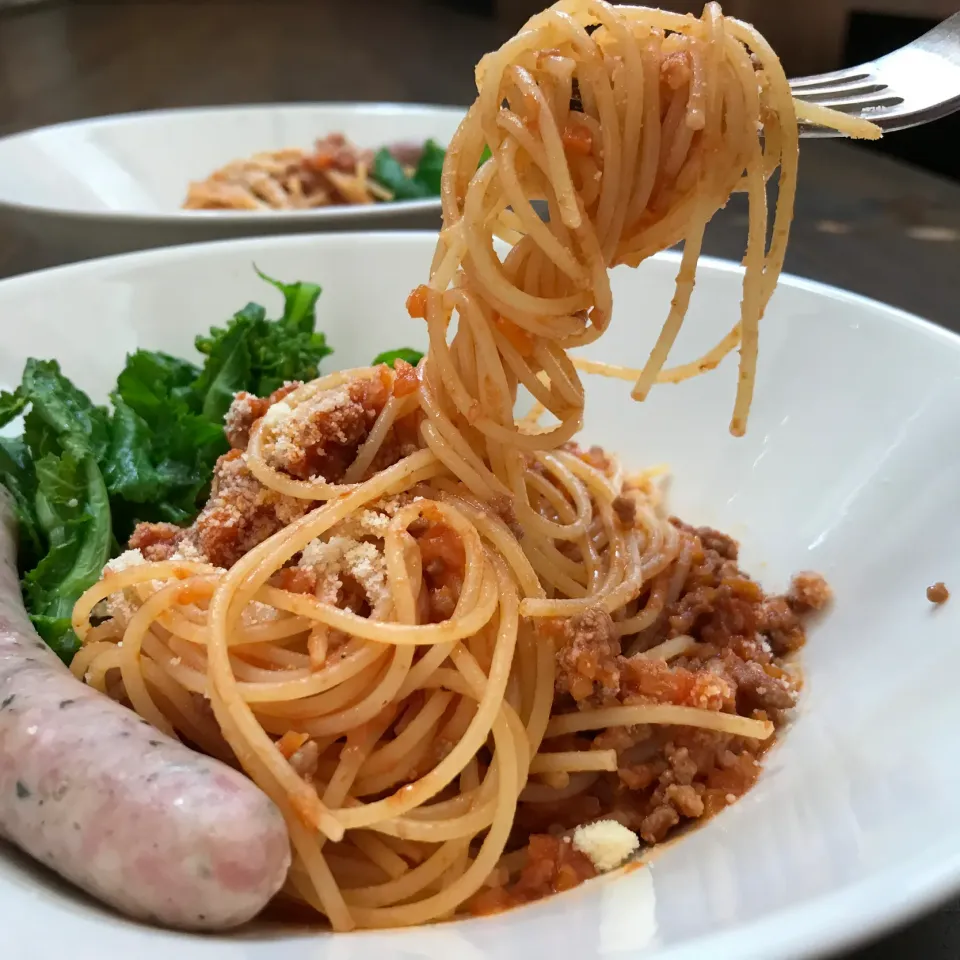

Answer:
[226,370,422,483]
[759,596,806,655]
[619,755,668,791]
[555,608,621,702]
[614,733,765,844]
[664,524,745,635]
[593,724,652,755]
[366,410,423,477]
[271,566,318,595]
[264,373,390,481]
[386,141,426,168]
[619,656,734,711]
[789,571,832,611]
[561,442,614,475]
[124,445,313,570]
[504,512,826,894]
[927,582,950,605]
[665,783,704,818]
[468,835,597,916]
[406,516,429,538]
[557,540,583,564]
[391,358,419,397]
[192,450,311,568]
[611,496,637,527]
[128,521,184,561]
[125,370,423,575]
[488,494,523,540]
[307,132,374,174]
[726,656,796,712]
[413,513,466,624]
[224,383,301,450]
[694,525,739,561]
[338,571,372,616]
[639,804,679,843]
[665,745,698,786]
[558,728,765,845]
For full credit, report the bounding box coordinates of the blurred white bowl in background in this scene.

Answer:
[0,103,464,265]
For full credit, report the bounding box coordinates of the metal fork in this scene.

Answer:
[790,11,960,137]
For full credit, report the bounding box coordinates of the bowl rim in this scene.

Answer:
[2,229,959,960]
[0,102,465,225]
[0,227,955,355]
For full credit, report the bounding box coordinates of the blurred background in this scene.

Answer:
[0,0,958,957]
[0,0,957,326]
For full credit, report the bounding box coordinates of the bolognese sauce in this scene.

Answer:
[116,370,829,918]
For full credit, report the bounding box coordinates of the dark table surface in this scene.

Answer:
[2,2,960,956]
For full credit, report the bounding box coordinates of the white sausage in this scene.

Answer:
[0,492,291,929]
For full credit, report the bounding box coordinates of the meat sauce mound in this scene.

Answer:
[125,378,830,919]
[128,367,421,569]
[469,523,830,916]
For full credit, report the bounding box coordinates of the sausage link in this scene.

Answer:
[0,493,291,929]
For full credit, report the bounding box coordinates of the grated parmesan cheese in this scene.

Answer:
[572,820,640,873]
[170,538,204,562]
[342,541,390,616]
[299,535,390,616]
[242,600,283,626]
[224,391,254,436]
[104,549,146,575]
[268,386,352,464]
[300,535,351,570]
[333,508,392,541]
[261,400,292,430]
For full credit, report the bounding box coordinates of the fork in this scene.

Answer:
[789,11,960,137]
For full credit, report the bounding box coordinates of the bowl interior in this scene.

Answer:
[2,232,960,960]
[0,104,464,216]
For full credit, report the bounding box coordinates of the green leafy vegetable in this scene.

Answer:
[101,398,162,504]
[104,269,330,537]
[412,139,445,195]
[370,138,449,201]
[0,387,26,425]
[194,271,330,420]
[19,360,111,461]
[107,350,226,536]
[367,137,493,201]
[372,348,424,368]
[0,438,42,570]
[193,309,258,423]
[371,150,434,201]
[24,451,111,662]
[29,615,80,663]
[0,361,113,663]
[0,269,334,664]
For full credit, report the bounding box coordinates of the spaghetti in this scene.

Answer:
[75,1,869,931]
[184,134,421,211]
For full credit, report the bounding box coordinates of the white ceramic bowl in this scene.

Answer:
[0,104,464,263]
[2,232,960,960]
